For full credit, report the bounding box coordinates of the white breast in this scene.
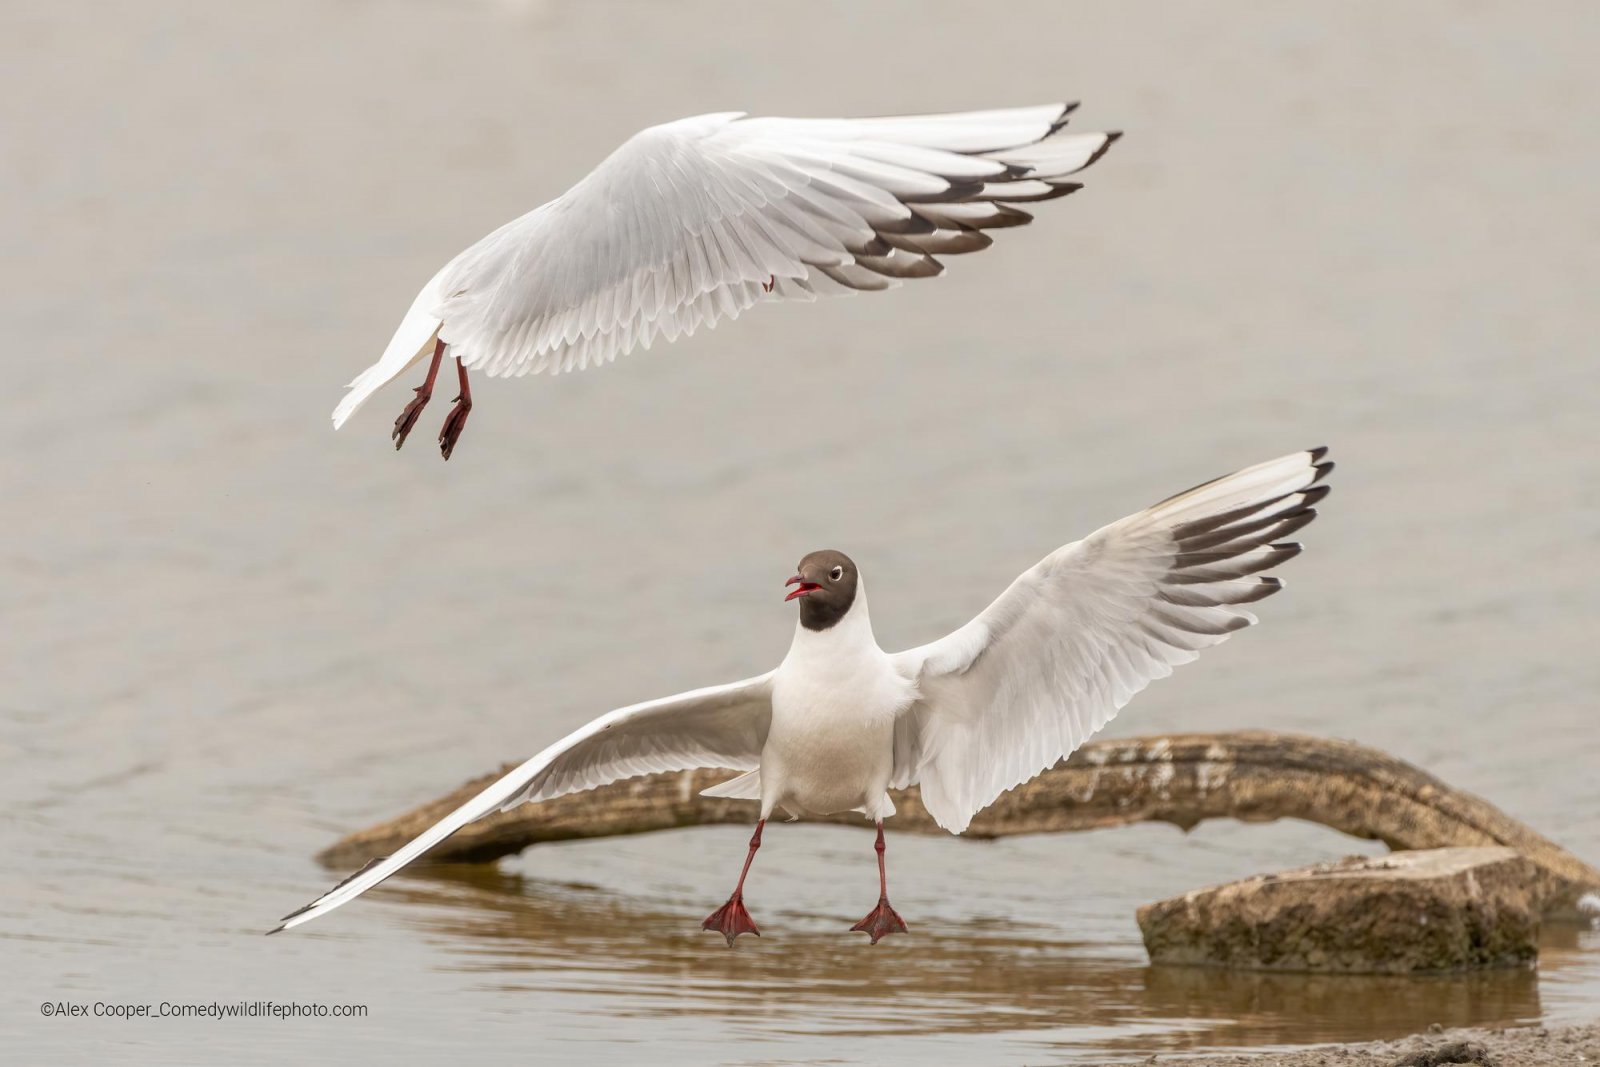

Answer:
[760,588,917,819]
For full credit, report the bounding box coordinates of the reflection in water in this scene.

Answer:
[379,864,1545,1057]
[1133,965,1540,1055]
[382,865,1127,1038]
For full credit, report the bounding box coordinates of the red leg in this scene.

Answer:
[762,274,775,293]
[850,821,908,944]
[392,339,445,450]
[437,356,472,461]
[702,820,764,947]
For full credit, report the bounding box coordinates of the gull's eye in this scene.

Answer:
[829,566,844,581]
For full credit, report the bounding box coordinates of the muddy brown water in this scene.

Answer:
[4,2,1598,1063]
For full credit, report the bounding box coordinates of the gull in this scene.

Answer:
[271,449,1332,941]
[331,102,1119,458]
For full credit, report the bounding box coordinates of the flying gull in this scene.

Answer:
[332,103,1119,457]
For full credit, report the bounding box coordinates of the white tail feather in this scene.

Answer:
[332,269,447,429]
[701,769,762,800]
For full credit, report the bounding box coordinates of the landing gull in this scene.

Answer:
[331,102,1120,458]
[271,449,1332,943]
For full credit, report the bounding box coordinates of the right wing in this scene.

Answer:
[890,450,1332,833]
[270,672,773,933]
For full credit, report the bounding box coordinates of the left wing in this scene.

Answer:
[890,449,1332,833]
[270,673,773,933]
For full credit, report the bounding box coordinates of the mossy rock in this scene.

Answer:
[1138,847,1539,974]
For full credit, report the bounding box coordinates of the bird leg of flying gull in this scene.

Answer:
[849,822,908,944]
[437,356,473,461]
[392,338,446,450]
[701,819,765,947]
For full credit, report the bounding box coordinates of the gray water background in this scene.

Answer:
[4,1,1598,1063]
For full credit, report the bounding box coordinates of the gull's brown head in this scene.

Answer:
[785,549,859,632]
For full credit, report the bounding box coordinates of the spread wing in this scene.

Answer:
[270,673,773,933]
[441,103,1117,377]
[890,450,1333,833]
[332,102,1119,426]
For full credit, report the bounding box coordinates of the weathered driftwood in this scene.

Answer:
[318,730,1600,916]
[1138,847,1541,973]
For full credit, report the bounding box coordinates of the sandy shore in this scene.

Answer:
[1167,1023,1600,1066]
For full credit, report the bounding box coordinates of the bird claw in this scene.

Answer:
[849,897,908,944]
[438,395,471,461]
[392,387,431,450]
[702,894,760,947]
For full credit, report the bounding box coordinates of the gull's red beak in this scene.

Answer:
[785,574,821,601]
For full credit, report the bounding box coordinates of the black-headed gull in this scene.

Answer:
[332,103,1119,458]
[272,449,1331,942]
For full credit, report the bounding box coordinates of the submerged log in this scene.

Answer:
[1137,847,1541,973]
[317,730,1600,916]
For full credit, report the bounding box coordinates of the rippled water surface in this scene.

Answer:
[5,1,1599,1063]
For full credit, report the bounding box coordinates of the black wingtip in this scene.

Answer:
[1049,102,1082,133]
[1308,445,1330,462]
[1083,131,1123,169]
[265,924,286,937]
[269,855,388,932]
[1312,460,1336,484]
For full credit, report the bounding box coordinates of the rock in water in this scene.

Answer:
[1137,847,1540,973]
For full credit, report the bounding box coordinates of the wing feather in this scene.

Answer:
[890,450,1332,833]
[270,672,773,933]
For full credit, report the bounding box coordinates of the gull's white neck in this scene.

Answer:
[774,576,911,737]
[785,580,881,665]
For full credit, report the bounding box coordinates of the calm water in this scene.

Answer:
[5,1,1598,1063]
